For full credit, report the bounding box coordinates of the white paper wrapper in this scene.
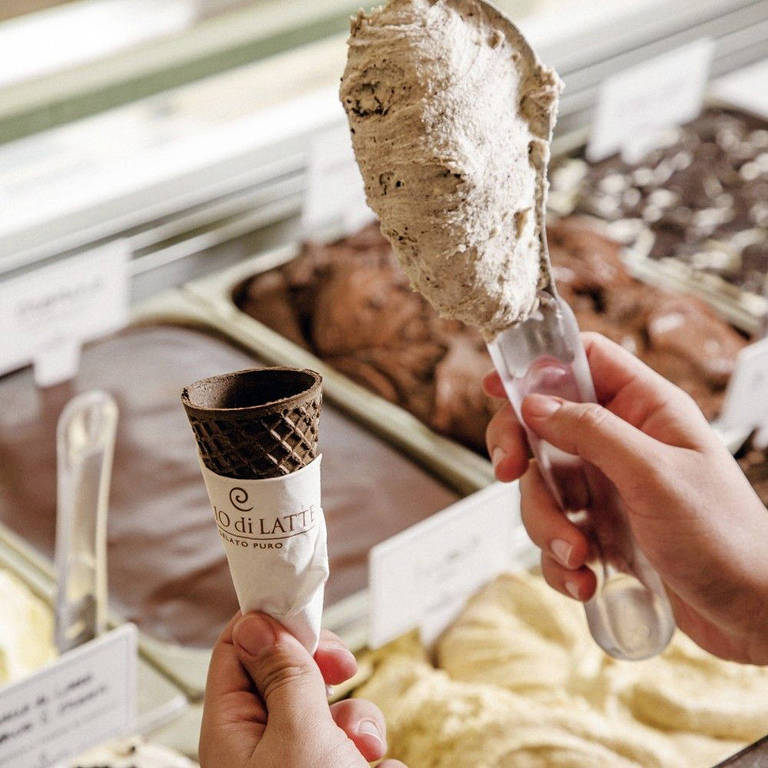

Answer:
[198,455,328,652]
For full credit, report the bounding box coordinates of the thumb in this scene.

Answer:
[521,394,665,493]
[233,613,330,727]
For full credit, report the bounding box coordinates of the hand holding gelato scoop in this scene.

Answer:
[342,0,675,659]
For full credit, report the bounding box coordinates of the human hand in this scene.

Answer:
[199,612,407,768]
[484,332,768,665]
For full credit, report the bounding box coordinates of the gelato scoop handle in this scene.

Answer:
[487,296,675,660]
[55,391,118,653]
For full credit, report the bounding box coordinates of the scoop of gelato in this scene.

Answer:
[341,0,561,338]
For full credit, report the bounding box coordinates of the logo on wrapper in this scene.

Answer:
[214,485,319,549]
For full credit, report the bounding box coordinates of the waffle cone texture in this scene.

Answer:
[181,367,322,479]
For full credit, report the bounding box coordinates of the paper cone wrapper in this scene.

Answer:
[181,368,327,652]
[198,456,327,651]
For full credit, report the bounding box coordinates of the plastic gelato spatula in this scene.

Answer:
[487,292,676,660]
[55,390,119,653]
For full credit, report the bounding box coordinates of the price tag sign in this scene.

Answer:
[587,39,715,163]
[0,241,129,387]
[369,482,528,649]
[719,337,768,436]
[302,118,374,236]
[0,624,138,768]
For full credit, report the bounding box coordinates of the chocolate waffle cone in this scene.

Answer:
[181,367,322,479]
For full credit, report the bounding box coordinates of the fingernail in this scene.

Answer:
[357,719,385,748]
[565,581,581,600]
[491,446,506,471]
[525,394,563,420]
[234,613,275,656]
[550,539,573,567]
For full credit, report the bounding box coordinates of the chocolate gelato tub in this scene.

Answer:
[184,246,496,494]
[185,219,752,465]
[0,290,459,698]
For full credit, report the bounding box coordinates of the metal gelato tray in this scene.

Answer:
[0,287,469,708]
[2,289,761,765]
[0,523,192,756]
[0,249,752,739]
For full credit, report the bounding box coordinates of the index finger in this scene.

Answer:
[485,401,530,481]
[581,332,707,441]
[315,629,358,685]
[582,333,671,403]
[205,612,252,702]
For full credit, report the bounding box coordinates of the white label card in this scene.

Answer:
[369,482,527,649]
[719,337,768,436]
[587,39,715,163]
[302,118,374,236]
[0,624,138,768]
[0,241,129,387]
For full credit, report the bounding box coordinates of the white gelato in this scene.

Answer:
[357,655,680,768]
[0,569,56,686]
[340,0,562,339]
[0,573,195,768]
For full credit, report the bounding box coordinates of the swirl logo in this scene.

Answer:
[229,487,253,512]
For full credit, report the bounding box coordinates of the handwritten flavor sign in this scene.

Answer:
[0,624,137,768]
[0,241,129,386]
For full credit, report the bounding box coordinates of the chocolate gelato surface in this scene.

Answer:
[236,219,747,446]
[559,109,768,294]
[0,325,457,647]
[549,218,748,419]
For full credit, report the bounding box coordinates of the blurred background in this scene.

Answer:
[1,1,768,766]
[1,0,766,295]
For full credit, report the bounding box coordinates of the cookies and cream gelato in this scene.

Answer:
[557,108,768,294]
[341,0,562,339]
